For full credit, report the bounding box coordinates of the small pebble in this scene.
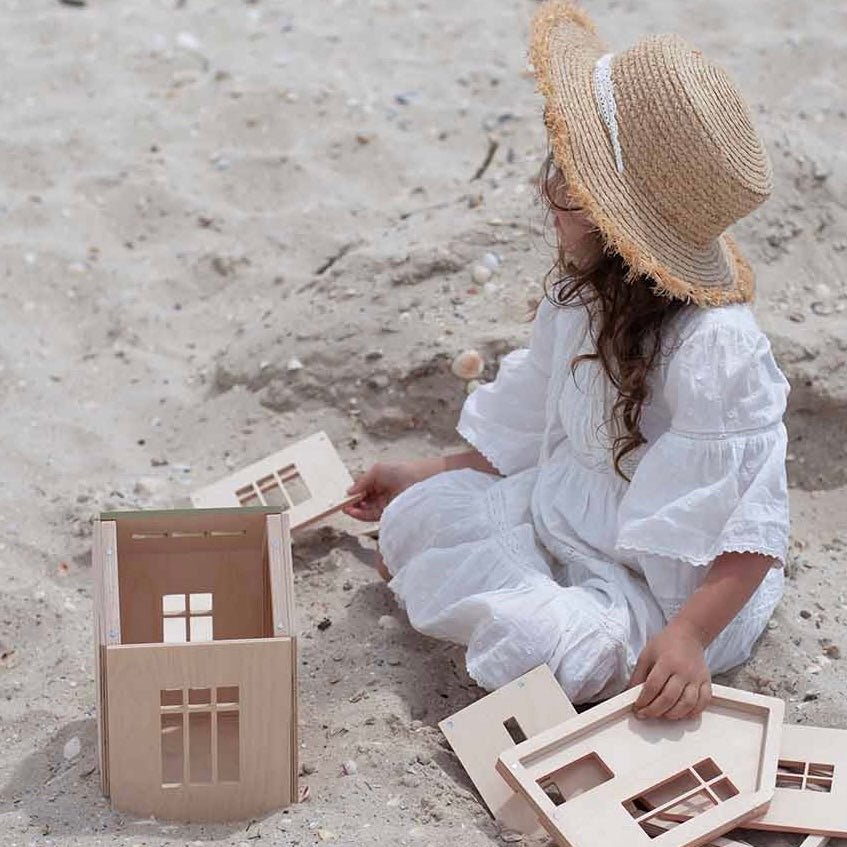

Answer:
[378,615,402,632]
[287,357,304,371]
[500,832,524,844]
[800,609,812,619]
[342,759,358,776]
[481,252,501,270]
[471,264,493,285]
[451,350,484,380]
[823,644,841,660]
[811,301,834,316]
[317,617,332,631]
[176,32,202,51]
[63,736,81,760]
[300,762,317,776]
[466,379,481,394]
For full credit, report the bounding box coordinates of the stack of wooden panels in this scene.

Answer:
[440,666,845,847]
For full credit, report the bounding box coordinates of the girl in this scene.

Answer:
[343,1,790,719]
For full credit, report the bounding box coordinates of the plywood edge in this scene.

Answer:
[498,686,639,773]
[266,513,296,637]
[91,520,108,796]
[100,505,281,521]
[290,635,300,804]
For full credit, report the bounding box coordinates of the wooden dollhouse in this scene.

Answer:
[92,506,297,822]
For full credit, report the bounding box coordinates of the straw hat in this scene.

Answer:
[530,1,773,306]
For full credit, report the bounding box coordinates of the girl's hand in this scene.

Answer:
[629,619,712,721]
[341,460,440,522]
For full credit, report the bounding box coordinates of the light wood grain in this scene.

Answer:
[266,512,296,637]
[106,639,296,822]
[190,431,359,530]
[92,519,120,796]
[736,723,847,837]
[496,684,784,847]
[439,665,577,834]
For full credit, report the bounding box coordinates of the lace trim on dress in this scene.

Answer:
[616,541,787,570]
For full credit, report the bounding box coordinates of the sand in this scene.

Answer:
[1,0,846,845]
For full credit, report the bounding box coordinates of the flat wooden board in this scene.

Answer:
[739,724,847,837]
[439,665,577,834]
[190,431,358,531]
[497,684,784,847]
[106,638,297,822]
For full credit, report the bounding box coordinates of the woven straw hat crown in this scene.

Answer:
[532,1,773,306]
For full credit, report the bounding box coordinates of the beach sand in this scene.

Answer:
[1,1,846,844]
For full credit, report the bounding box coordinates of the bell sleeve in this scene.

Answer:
[456,296,557,476]
[615,318,791,571]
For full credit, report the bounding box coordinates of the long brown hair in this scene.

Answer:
[537,151,687,479]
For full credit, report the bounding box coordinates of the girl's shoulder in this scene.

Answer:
[668,301,762,344]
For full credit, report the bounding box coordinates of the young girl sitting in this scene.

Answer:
[343,1,790,720]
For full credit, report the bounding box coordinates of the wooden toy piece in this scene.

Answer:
[439,665,577,834]
[734,723,847,837]
[93,506,298,823]
[190,431,361,531]
[652,723,847,838]
[496,684,784,847]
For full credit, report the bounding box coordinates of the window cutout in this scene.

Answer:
[190,615,213,642]
[503,717,528,745]
[161,713,184,786]
[776,760,836,792]
[218,711,240,782]
[171,531,205,539]
[636,769,700,812]
[626,760,739,836]
[163,616,187,643]
[189,712,212,783]
[189,592,213,614]
[778,760,806,776]
[161,688,183,707]
[540,779,566,806]
[809,763,835,779]
[236,484,261,506]
[162,594,186,615]
[188,688,212,705]
[537,753,614,807]
[209,529,248,537]
[217,686,240,705]
[639,792,717,838]
[257,474,289,509]
[279,465,311,506]
[807,778,833,793]
[711,777,739,801]
[693,759,721,782]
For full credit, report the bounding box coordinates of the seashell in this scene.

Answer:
[451,350,484,380]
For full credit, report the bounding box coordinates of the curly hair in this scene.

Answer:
[536,151,688,479]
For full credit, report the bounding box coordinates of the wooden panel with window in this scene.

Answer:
[92,506,297,822]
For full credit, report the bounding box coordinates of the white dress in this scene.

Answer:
[378,296,791,704]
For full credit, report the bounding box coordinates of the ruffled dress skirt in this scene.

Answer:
[378,465,784,705]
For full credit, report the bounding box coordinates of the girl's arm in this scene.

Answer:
[629,552,774,720]
[343,449,500,522]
